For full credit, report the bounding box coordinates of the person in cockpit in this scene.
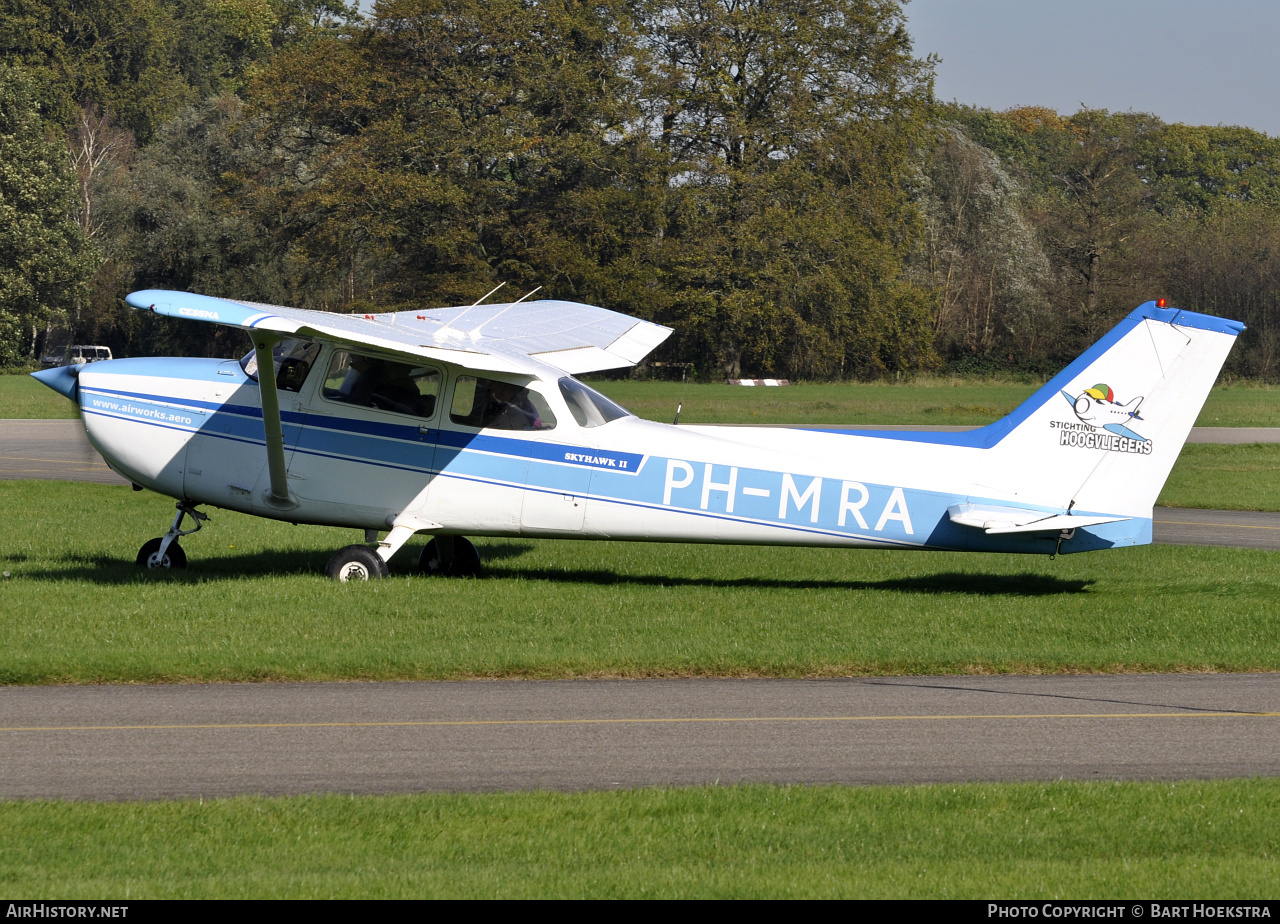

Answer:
[481,380,541,430]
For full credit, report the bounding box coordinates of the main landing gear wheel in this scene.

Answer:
[326,545,389,582]
[419,537,482,577]
[136,537,187,569]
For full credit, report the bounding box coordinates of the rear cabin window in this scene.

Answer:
[321,351,441,418]
[449,376,557,431]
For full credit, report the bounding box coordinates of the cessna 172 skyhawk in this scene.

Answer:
[31,291,1242,580]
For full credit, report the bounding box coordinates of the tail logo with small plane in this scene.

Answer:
[1053,383,1152,453]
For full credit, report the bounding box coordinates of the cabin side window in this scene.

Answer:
[320,351,441,419]
[449,376,557,431]
[239,339,320,393]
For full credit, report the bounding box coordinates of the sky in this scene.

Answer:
[905,0,1280,135]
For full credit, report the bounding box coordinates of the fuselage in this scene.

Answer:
[70,348,1148,557]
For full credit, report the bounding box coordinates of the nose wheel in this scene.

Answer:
[136,536,187,569]
[137,502,206,570]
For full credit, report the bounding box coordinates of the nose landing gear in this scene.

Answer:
[136,502,207,570]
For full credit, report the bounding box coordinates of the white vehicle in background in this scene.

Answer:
[40,345,113,367]
[30,290,1243,581]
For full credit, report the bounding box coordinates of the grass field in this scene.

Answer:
[1,374,81,419]
[2,780,1277,898]
[7,372,1280,426]
[1159,444,1280,510]
[3,481,1278,684]
[593,378,1280,428]
[5,382,1278,898]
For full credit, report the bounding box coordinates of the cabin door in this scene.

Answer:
[284,349,442,527]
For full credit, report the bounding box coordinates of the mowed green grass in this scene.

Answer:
[598,378,1040,425]
[3,481,1278,683]
[592,378,1280,428]
[1159,444,1280,510]
[3,780,1277,898]
[8,372,1280,426]
[1,373,80,419]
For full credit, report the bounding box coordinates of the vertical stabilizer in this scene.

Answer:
[979,302,1242,517]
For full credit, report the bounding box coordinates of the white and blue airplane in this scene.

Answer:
[31,291,1242,580]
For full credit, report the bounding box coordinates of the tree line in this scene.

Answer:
[3,0,1280,380]
[919,105,1280,378]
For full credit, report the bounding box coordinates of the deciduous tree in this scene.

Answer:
[641,0,937,378]
[0,66,94,364]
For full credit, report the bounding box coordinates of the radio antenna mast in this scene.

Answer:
[433,282,509,341]
[469,282,507,307]
[467,286,542,338]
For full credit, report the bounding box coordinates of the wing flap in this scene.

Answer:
[528,345,623,374]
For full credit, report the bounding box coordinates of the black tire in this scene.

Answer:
[418,537,482,577]
[326,544,389,582]
[136,537,187,570]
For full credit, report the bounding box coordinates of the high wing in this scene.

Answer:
[123,288,671,511]
[123,290,672,375]
[392,300,672,374]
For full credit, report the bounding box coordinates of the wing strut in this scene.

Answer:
[252,334,295,508]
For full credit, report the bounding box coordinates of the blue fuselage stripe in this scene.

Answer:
[79,382,1145,553]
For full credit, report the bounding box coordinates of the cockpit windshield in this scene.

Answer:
[558,377,631,428]
[239,339,320,393]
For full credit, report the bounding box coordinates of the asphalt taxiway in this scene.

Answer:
[1,675,1277,800]
[1152,507,1280,549]
[0,419,128,485]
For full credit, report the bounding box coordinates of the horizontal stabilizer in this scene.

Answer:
[947,503,1129,535]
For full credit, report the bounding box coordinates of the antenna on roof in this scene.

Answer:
[469,281,507,307]
[433,281,510,341]
[510,286,542,306]
[467,286,542,340]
